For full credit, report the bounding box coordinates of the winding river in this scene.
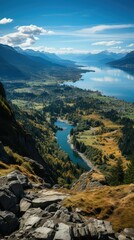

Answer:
[55,120,90,170]
[55,65,134,169]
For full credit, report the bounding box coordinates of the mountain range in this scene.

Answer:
[108,51,134,68]
[0,44,134,81]
[0,44,76,80]
[59,51,125,65]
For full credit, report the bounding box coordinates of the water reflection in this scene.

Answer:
[65,65,134,102]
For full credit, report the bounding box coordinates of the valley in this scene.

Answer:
[0,46,134,239]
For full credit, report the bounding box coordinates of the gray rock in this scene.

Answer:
[20,207,42,229]
[88,219,115,239]
[7,170,32,189]
[43,220,57,230]
[45,203,60,213]
[118,228,134,240]
[104,220,115,235]
[33,226,55,239]
[32,195,66,209]
[71,212,83,223]
[123,228,134,238]
[24,215,41,230]
[54,223,72,240]
[0,187,19,214]
[118,234,127,240]
[9,180,24,201]
[0,211,19,235]
[78,225,89,237]
[20,198,32,214]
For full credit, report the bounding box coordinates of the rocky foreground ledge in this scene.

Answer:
[0,171,134,240]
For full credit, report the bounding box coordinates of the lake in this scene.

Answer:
[65,65,134,102]
[55,120,90,171]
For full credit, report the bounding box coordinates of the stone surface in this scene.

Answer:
[33,227,55,239]
[32,195,66,209]
[118,228,134,240]
[9,180,24,201]
[0,174,133,240]
[54,223,72,240]
[20,198,32,213]
[20,208,42,229]
[0,211,19,235]
[45,203,60,213]
[0,187,19,214]
[7,170,32,189]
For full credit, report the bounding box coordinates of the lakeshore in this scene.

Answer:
[67,134,97,171]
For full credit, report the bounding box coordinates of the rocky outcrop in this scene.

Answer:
[0,211,19,235]
[0,171,134,240]
[72,169,107,191]
[7,201,116,240]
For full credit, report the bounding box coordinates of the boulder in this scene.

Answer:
[118,228,134,240]
[33,227,55,239]
[20,208,42,229]
[20,198,32,214]
[43,220,57,230]
[0,187,19,214]
[32,195,66,209]
[54,223,72,240]
[0,211,19,235]
[88,219,115,239]
[9,180,24,201]
[7,170,32,189]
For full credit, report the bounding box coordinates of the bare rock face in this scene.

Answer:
[0,211,19,235]
[0,173,134,240]
[5,188,117,240]
[7,170,32,189]
[72,169,107,191]
[0,187,19,214]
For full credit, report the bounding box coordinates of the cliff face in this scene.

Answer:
[0,82,54,184]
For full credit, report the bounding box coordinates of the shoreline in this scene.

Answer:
[67,134,97,171]
[56,118,97,171]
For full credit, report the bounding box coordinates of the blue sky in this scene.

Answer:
[0,0,134,54]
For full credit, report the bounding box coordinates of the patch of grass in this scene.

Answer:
[63,184,134,231]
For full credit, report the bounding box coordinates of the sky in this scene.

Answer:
[0,0,134,54]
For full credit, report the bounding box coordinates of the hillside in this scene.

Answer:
[0,83,83,186]
[108,51,134,69]
[15,47,75,67]
[59,51,124,64]
[0,83,134,238]
[0,44,87,81]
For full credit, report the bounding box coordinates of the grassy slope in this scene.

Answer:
[76,113,130,168]
[63,184,134,231]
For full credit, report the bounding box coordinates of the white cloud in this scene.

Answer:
[0,24,54,47]
[127,43,134,47]
[0,17,13,24]
[77,24,134,35]
[17,24,54,35]
[92,41,122,46]
[28,46,90,54]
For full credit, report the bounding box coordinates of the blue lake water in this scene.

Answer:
[55,120,90,171]
[65,65,134,102]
